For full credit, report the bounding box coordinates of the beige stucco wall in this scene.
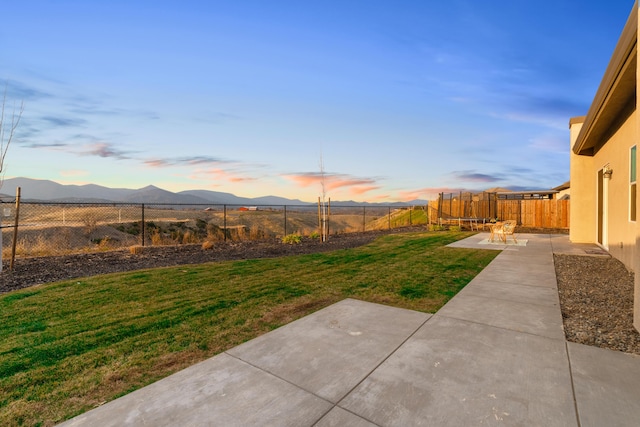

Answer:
[556,188,570,200]
[570,111,637,270]
[569,120,595,243]
[593,110,637,269]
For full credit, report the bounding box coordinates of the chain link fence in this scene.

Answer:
[0,201,429,259]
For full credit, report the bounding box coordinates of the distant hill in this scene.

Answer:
[0,177,415,206]
[177,189,260,205]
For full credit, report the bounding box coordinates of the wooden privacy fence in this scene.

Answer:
[432,193,569,229]
[496,199,569,229]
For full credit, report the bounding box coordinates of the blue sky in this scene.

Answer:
[0,1,634,202]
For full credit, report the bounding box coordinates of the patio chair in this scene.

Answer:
[490,220,517,244]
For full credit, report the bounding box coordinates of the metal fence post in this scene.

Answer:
[141,204,145,246]
[10,187,21,270]
[363,206,366,232]
[327,198,331,237]
[283,205,287,236]
[224,205,227,241]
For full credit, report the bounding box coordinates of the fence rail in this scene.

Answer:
[0,201,430,259]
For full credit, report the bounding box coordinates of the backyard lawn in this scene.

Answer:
[0,231,497,426]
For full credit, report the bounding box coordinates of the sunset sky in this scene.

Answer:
[0,1,633,202]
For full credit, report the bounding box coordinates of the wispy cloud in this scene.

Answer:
[69,105,160,120]
[528,133,567,153]
[144,155,235,168]
[4,80,51,101]
[450,171,501,183]
[41,116,87,127]
[22,142,68,149]
[66,94,160,120]
[79,142,132,160]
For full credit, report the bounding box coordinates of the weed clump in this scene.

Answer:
[281,234,302,244]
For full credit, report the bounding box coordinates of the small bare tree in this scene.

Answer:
[0,83,24,272]
[1,84,24,182]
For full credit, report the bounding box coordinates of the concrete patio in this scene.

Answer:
[59,233,640,426]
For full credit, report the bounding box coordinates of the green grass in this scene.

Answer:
[367,207,428,229]
[0,231,497,426]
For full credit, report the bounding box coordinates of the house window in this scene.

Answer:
[631,145,637,221]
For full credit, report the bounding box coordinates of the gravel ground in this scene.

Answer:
[2,229,639,356]
[555,254,640,356]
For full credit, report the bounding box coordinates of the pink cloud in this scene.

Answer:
[398,187,465,202]
[230,176,257,183]
[189,168,257,183]
[371,193,391,201]
[144,159,170,168]
[349,185,380,195]
[284,173,378,192]
[285,173,324,187]
[60,169,88,177]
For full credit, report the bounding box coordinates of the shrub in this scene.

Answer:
[309,231,320,240]
[196,218,208,230]
[115,222,141,236]
[130,245,145,254]
[281,233,302,244]
[182,230,200,244]
[449,225,461,232]
[250,226,265,240]
[428,224,444,231]
[207,223,225,241]
[81,213,99,234]
[150,230,168,246]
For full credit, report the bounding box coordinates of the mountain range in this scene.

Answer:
[0,177,422,206]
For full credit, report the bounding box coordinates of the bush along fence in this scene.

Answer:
[0,199,430,260]
[431,192,570,229]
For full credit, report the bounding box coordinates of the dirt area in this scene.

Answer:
[555,254,640,356]
[2,228,639,356]
[0,230,397,294]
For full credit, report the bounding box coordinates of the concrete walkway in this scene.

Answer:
[59,234,640,426]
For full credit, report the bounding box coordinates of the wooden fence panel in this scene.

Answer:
[432,197,570,229]
[499,200,569,228]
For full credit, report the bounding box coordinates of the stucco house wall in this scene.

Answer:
[570,113,637,268]
[569,1,640,331]
[569,119,594,243]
